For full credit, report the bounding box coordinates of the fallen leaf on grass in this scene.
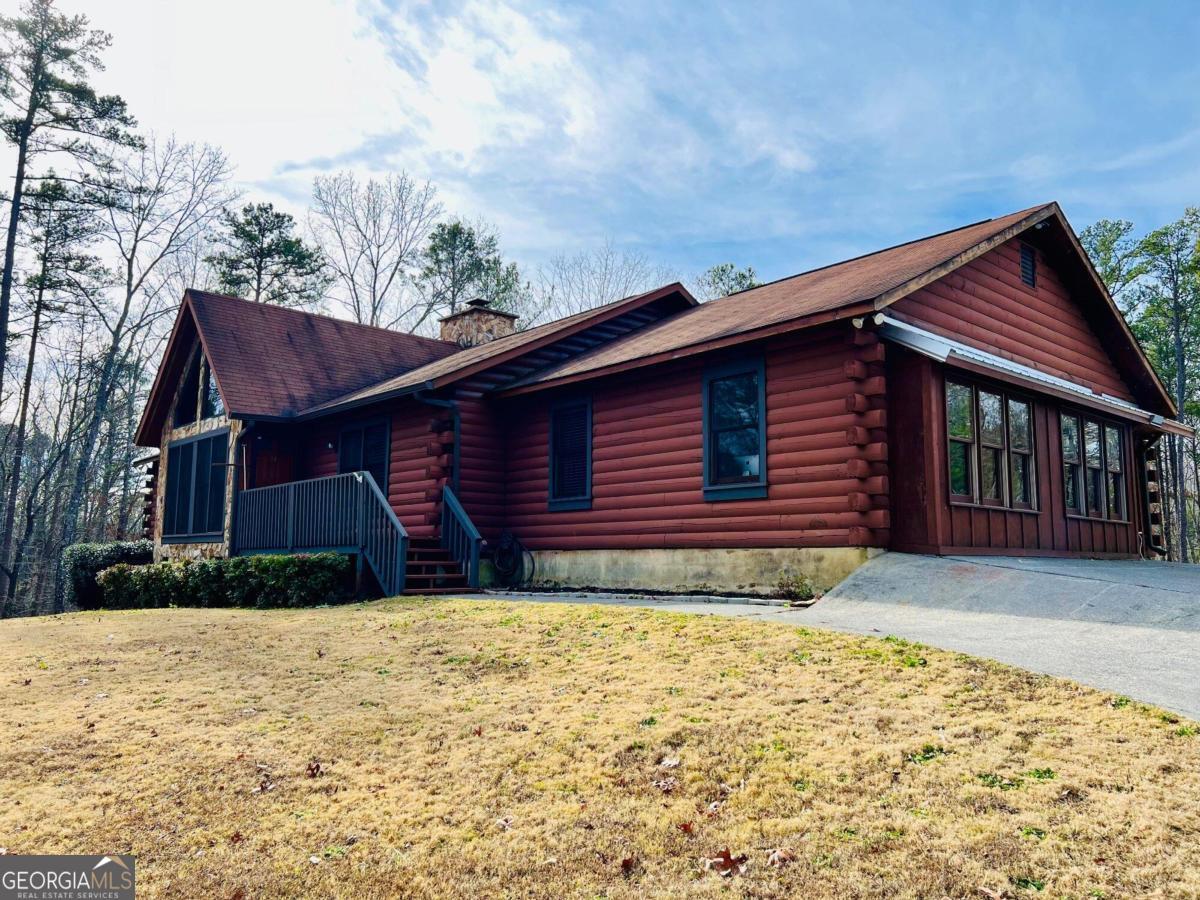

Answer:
[229,832,244,845]
[677,821,695,835]
[308,855,321,865]
[704,801,722,817]
[21,679,30,686]
[472,726,483,737]
[702,848,748,877]
[305,761,322,778]
[659,755,680,769]
[495,816,513,831]
[621,856,639,875]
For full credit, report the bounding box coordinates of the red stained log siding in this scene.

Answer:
[298,398,444,540]
[890,239,1136,402]
[500,323,889,550]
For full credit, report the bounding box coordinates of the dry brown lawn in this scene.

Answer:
[1,598,1198,898]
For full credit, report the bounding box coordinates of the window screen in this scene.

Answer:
[163,431,228,539]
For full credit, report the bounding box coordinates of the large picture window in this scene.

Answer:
[548,398,592,510]
[944,380,1036,511]
[1060,413,1126,521]
[703,358,767,501]
[163,430,229,541]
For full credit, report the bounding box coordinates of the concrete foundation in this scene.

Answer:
[522,547,878,596]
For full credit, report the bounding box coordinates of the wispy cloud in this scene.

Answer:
[69,0,1200,281]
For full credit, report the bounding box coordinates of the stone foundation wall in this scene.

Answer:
[518,547,879,596]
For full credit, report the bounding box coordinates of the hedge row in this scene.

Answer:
[96,553,352,610]
[62,540,154,610]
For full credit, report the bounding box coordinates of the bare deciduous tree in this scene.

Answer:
[531,240,676,325]
[309,171,441,329]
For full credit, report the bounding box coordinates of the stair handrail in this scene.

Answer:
[441,485,483,588]
[354,471,409,596]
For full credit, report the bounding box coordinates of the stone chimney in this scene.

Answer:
[439,298,518,347]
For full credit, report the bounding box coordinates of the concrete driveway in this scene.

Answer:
[488,553,1200,720]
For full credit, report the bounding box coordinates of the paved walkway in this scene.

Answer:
[485,554,1200,720]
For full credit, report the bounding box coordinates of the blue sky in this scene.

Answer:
[73,0,1200,282]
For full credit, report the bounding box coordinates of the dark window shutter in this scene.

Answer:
[362,423,389,493]
[1020,244,1036,287]
[551,404,589,500]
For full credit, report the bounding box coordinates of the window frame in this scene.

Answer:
[547,395,593,511]
[1061,410,1129,523]
[702,357,767,502]
[1059,413,1084,516]
[943,378,1039,513]
[337,417,391,496]
[162,427,230,544]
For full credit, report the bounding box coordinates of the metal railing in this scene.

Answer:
[441,485,482,588]
[234,471,408,596]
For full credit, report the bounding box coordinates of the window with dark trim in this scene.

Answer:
[200,357,224,419]
[173,350,202,427]
[163,429,229,541]
[338,420,389,494]
[548,397,592,510]
[1020,243,1037,288]
[944,379,1037,510]
[1061,412,1127,521]
[703,358,767,501]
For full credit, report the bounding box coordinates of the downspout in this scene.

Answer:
[413,388,461,495]
[229,419,257,556]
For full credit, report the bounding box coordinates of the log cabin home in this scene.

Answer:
[134,203,1190,596]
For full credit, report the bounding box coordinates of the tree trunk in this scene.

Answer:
[0,283,45,615]
[1173,296,1189,563]
[0,49,42,403]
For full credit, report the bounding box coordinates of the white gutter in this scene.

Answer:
[875,314,1192,437]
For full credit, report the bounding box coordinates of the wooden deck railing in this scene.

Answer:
[233,472,408,596]
[441,485,482,588]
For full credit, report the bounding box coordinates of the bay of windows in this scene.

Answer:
[1060,414,1126,521]
[946,380,1035,510]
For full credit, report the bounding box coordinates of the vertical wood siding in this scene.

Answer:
[500,323,888,550]
[890,239,1136,402]
[887,347,1140,557]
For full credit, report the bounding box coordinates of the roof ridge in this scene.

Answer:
[703,202,1055,306]
[185,289,461,351]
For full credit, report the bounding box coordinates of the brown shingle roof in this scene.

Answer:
[135,291,461,444]
[298,283,697,416]
[503,204,1059,393]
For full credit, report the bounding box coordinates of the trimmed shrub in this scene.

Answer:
[95,553,352,610]
[62,540,154,610]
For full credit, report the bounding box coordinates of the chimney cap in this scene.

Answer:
[466,297,490,309]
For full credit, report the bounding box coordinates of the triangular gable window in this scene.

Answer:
[173,347,224,428]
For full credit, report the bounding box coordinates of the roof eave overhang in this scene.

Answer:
[496,302,876,398]
[878,315,1192,438]
[871,202,1175,417]
[301,284,699,417]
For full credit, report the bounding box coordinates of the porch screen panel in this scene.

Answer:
[163,431,227,540]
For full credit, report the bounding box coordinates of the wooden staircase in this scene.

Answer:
[402,537,474,595]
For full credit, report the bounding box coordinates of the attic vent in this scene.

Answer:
[1020,244,1037,288]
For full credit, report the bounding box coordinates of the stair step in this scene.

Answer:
[407,548,452,561]
[406,564,465,576]
[404,573,469,585]
[402,587,481,595]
